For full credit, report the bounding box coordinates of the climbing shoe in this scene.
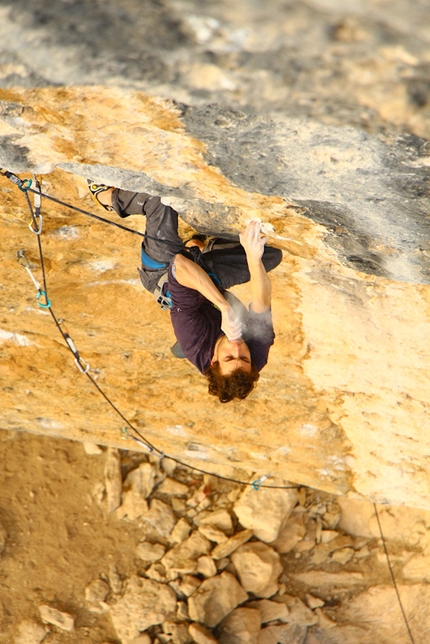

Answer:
[87,179,114,212]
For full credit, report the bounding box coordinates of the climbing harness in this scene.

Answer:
[1,168,417,644]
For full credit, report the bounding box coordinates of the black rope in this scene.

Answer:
[6,170,419,640]
[373,503,416,644]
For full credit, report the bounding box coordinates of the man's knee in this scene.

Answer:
[264,247,283,271]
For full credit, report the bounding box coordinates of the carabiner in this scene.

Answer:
[74,356,90,374]
[18,178,32,193]
[37,290,51,308]
[28,214,43,235]
[251,474,269,491]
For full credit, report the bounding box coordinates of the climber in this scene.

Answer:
[88,182,282,402]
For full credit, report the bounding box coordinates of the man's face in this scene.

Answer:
[212,337,252,375]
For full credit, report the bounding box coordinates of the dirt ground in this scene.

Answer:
[0,429,146,644]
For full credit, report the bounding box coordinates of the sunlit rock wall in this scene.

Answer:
[1,86,430,510]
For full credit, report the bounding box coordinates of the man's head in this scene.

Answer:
[212,337,252,375]
[205,337,260,403]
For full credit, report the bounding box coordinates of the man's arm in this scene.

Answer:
[239,220,272,313]
[173,253,242,340]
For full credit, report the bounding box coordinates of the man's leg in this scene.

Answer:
[198,242,282,290]
[94,187,184,294]
[112,190,184,264]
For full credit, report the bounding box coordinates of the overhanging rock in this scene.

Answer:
[1,86,430,509]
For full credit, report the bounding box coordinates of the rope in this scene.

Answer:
[5,168,298,491]
[373,504,416,644]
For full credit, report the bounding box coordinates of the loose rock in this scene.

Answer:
[231,542,282,598]
[211,529,253,560]
[163,619,190,644]
[258,623,308,644]
[315,607,337,629]
[275,596,318,627]
[116,462,157,521]
[14,620,47,644]
[170,518,192,544]
[110,576,177,642]
[161,531,211,580]
[188,571,248,628]
[248,599,289,624]
[198,523,229,544]
[39,605,75,632]
[137,541,166,563]
[197,555,217,578]
[188,622,218,644]
[85,578,110,613]
[270,514,306,554]
[104,447,122,513]
[233,486,298,543]
[83,441,103,455]
[141,499,176,537]
[196,509,234,534]
[305,594,325,609]
[158,477,189,496]
[170,574,201,599]
[130,635,152,644]
[217,607,261,644]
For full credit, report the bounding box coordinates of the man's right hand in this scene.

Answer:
[221,304,242,341]
[239,220,267,262]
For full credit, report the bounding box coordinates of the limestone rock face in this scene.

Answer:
[2,0,430,511]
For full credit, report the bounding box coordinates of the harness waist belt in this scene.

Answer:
[141,248,169,270]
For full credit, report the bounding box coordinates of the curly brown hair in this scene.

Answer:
[204,361,260,403]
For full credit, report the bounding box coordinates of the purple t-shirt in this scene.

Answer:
[167,264,275,374]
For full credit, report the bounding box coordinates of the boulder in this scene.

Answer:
[137,541,166,563]
[233,487,298,543]
[188,571,248,628]
[211,530,253,560]
[217,607,261,644]
[161,531,212,580]
[158,477,189,496]
[163,619,190,644]
[196,510,234,534]
[110,576,177,642]
[247,599,289,624]
[198,524,229,544]
[197,555,217,578]
[270,514,306,554]
[171,518,192,544]
[116,463,157,521]
[140,499,176,538]
[231,542,282,598]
